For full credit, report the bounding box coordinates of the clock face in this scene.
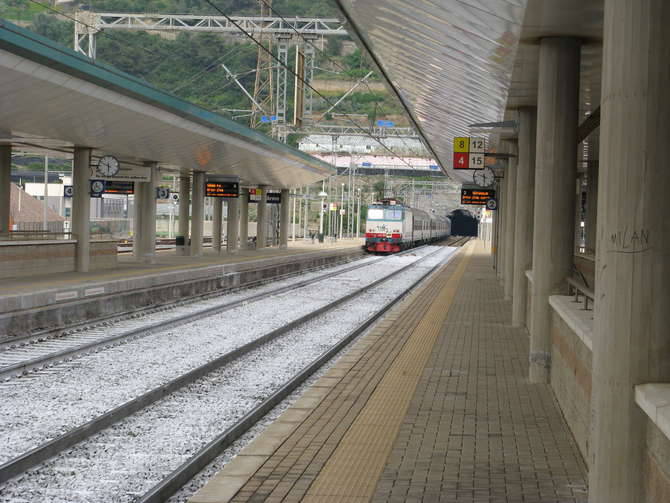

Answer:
[473,167,495,188]
[97,155,120,177]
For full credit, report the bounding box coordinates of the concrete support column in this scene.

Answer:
[589,2,670,501]
[585,131,599,254]
[503,142,518,300]
[491,209,499,268]
[512,108,537,327]
[239,188,249,250]
[497,176,506,281]
[177,175,190,256]
[133,182,144,259]
[138,163,158,264]
[190,171,205,256]
[528,37,581,383]
[226,197,239,254]
[256,186,268,249]
[279,188,289,249]
[0,145,11,234]
[72,147,92,272]
[212,197,223,253]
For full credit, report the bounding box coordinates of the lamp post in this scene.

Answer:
[318,184,327,236]
[339,182,344,240]
[356,188,361,238]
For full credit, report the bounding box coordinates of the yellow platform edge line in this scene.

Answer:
[302,242,475,502]
[187,243,472,503]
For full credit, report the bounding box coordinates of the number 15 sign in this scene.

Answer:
[453,137,486,170]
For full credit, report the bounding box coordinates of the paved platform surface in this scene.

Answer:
[190,241,588,503]
[0,238,363,296]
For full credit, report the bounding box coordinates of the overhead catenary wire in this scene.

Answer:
[200,0,416,170]
[258,0,423,160]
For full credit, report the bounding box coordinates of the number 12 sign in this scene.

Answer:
[453,137,486,170]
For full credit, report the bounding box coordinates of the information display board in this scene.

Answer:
[104,181,134,195]
[205,181,239,198]
[453,137,486,170]
[461,188,496,205]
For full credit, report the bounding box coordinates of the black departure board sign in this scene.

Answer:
[249,188,281,204]
[461,188,495,205]
[205,181,239,198]
[104,180,134,195]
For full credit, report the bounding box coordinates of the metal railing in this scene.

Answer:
[567,276,595,311]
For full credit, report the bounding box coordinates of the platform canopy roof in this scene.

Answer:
[0,20,334,188]
[334,0,603,182]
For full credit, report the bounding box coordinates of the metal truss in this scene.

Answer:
[77,12,347,39]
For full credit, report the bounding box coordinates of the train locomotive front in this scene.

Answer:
[364,199,450,253]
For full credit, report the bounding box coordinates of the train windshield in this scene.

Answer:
[367,207,403,221]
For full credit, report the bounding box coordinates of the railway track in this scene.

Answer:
[0,240,469,381]
[0,254,390,380]
[0,244,463,496]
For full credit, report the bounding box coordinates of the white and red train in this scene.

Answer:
[364,199,451,253]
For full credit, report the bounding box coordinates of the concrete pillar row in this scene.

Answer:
[0,145,11,234]
[503,141,518,300]
[239,188,249,250]
[190,171,205,256]
[512,108,537,327]
[72,147,92,272]
[177,175,190,256]
[256,185,268,249]
[589,1,670,501]
[279,188,290,249]
[212,197,223,253]
[226,197,240,254]
[528,37,581,383]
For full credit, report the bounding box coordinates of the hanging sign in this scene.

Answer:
[248,188,281,204]
[156,187,171,199]
[453,137,486,170]
[90,179,105,198]
[63,185,74,198]
[461,188,496,205]
[103,181,134,195]
[205,181,239,198]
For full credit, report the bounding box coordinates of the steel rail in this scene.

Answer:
[0,251,366,352]
[0,253,397,379]
[138,243,466,503]
[0,246,443,484]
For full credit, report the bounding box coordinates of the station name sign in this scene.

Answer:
[205,176,239,198]
[461,188,495,205]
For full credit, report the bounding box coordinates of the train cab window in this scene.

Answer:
[385,209,403,220]
[367,208,385,220]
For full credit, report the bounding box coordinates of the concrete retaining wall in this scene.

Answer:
[0,248,364,338]
[0,240,118,279]
[550,300,592,461]
[644,420,670,502]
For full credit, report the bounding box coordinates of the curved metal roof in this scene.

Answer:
[0,19,333,188]
[335,0,527,181]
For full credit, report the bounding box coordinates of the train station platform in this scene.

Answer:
[190,240,588,503]
[0,239,365,338]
